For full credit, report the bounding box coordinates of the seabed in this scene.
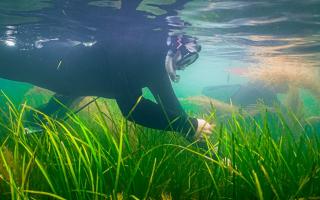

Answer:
[0,94,319,200]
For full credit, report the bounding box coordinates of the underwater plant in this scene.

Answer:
[184,96,238,114]
[0,94,319,199]
[284,86,305,120]
[184,95,274,118]
[245,58,320,100]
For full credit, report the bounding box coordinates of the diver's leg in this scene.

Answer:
[38,94,82,119]
[24,94,82,134]
[26,93,82,126]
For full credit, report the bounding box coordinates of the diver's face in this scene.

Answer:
[174,41,201,70]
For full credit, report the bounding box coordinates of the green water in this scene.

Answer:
[0,1,320,199]
[0,79,32,104]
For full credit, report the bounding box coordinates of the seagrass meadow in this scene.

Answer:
[1,0,320,199]
[0,93,319,200]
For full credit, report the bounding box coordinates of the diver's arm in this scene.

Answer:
[149,71,185,115]
[116,90,197,140]
[148,72,199,138]
[149,72,215,141]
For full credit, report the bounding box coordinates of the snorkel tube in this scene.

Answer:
[165,49,180,82]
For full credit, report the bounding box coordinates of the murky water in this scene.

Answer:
[0,0,319,118]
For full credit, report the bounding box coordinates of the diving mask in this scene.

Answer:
[165,34,201,82]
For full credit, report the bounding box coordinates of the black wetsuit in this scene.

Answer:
[0,29,198,140]
[0,0,199,139]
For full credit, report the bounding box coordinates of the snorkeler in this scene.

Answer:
[0,29,213,142]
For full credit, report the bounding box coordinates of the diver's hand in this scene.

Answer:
[194,119,214,141]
